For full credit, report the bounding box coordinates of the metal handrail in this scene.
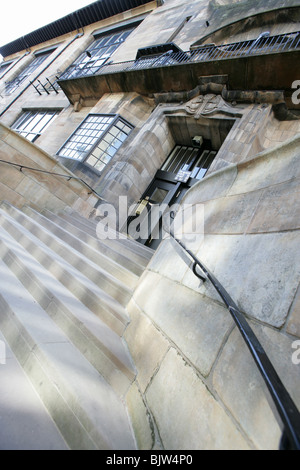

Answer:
[58,31,300,81]
[168,228,300,450]
[0,159,105,201]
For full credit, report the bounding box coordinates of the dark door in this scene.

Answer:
[127,143,216,248]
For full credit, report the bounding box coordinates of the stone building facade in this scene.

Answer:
[0,0,299,450]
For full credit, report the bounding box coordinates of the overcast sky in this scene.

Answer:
[0,0,94,58]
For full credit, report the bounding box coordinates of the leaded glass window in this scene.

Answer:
[12,111,59,142]
[6,52,52,94]
[60,29,134,79]
[57,114,133,173]
[161,145,216,180]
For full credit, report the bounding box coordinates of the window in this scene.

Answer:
[0,61,12,79]
[189,149,217,180]
[61,28,134,80]
[131,43,186,70]
[161,145,216,180]
[131,52,179,70]
[12,111,59,142]
[58,114,133,173]
[6,52,52,94]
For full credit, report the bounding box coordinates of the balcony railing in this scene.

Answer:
[58,31,300,81]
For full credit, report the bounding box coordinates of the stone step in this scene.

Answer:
[22,204,141,286]
[27,207,146,277]
[0,203,138,303]
[0,259,136,450]
[0,207,131,317]
[67,210,154,260]
[22,204,139,290]
[56,211,153,267]
[0,330,69,450]
[0,223,135,395]
[0,212,129,335]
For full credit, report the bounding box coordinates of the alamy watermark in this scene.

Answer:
[95,196,204,243]
[292,340,300,365]
[291,80,300,105]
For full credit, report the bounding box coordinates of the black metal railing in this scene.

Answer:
[30,74,61,96]
[59,31,300,81]
[0,159,105,201]
[168,227,300,450]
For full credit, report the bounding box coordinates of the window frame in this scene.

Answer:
[12,110,59,142]
[60,27,135,80]
[57,113,134,174]
[161,144,216,182]
[5,50,54,94]
[0,60,14,80]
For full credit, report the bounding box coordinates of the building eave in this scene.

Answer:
[0,0,157,58]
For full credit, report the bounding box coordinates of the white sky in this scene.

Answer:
[0,0,95,59]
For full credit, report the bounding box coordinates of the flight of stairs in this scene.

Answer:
[0,201,153,450]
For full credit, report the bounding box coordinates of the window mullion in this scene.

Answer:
[58,113,133,173]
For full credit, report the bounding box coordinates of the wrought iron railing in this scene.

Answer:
[30,74,61,96]
[167,226,300,450]
[59,31,300,81]
[0,159,105,201]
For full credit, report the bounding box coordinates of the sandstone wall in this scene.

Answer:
[124,134,300,450]
[0,123,101,216]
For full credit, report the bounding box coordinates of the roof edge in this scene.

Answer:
[0,0,157,58]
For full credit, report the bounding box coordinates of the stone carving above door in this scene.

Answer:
[185,93,244,119]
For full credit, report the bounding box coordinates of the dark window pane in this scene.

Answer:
[58,114,133,173]
[61,28,134,79]
[6,53,51,94]
[12,110,58,141]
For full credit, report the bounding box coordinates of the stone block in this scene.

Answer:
[194,231,300,328]
[126,382,154,450]
[287,283,300,338]
[125,299,169,392]
[213,322,300,449]
[229,137,300,196]
[146,348,250,450]
[133,272,233,376]
[0,163,25,191]
[0,182,27,208]
[247,178,300,233]
[0,334,68,450]
[147,238,192,284]
[203,189,262,235]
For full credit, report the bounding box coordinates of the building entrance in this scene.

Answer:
[127,141,216,248]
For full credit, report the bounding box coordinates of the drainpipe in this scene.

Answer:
[0,31,84,118]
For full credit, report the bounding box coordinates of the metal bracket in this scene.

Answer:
[192,261,206,282]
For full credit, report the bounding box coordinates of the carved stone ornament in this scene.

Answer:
[185,93,244,119]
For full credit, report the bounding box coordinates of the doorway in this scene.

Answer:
[127,140,216,248]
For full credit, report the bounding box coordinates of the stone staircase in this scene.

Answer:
[0,201,153,450]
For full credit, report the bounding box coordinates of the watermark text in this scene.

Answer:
[292,340,300,365]
[291,80,300,105]
[95,197,204,244]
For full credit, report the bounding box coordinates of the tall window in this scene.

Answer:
[6,52,52,94]
[12,111,59,142]
[57,114,133,173]
[161,145,217,180]
[60,28,134,80]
